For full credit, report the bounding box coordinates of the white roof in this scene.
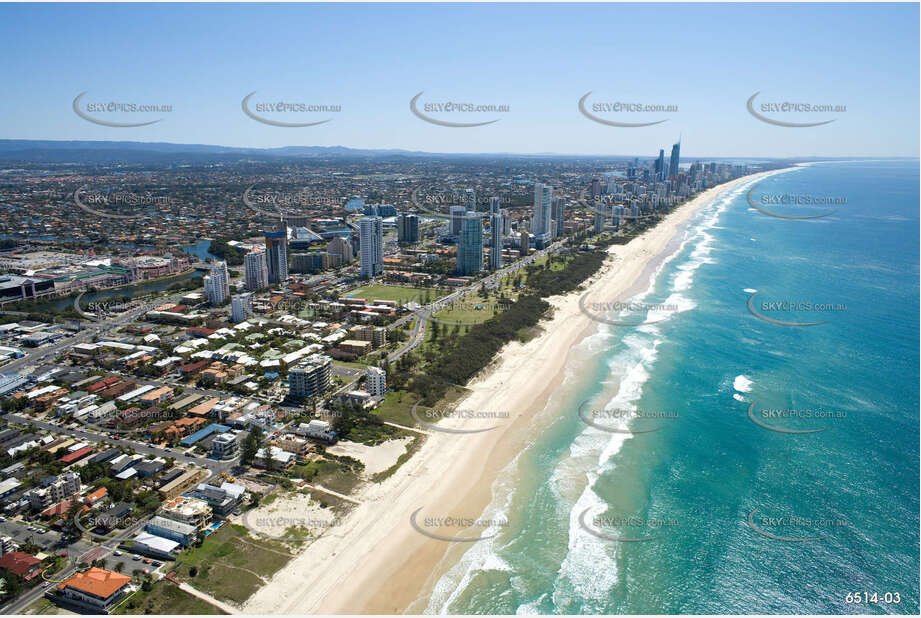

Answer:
[115,467,137,480]
[0,478,22,494]
[118,384,156,402]
[133,531,180,554]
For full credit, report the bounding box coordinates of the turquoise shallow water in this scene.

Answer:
[423,161,920,615]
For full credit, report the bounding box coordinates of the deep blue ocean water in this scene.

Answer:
[422,161,920,615]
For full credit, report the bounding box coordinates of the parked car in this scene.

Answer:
[132,554,140,561]
[113,550,122,556]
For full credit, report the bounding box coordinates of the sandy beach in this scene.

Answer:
[242,168,794,615]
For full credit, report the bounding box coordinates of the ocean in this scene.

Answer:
[421,161,920,615]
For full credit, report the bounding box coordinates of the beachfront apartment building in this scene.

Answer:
[489,212,503,270]
[531,182,553,246]
[457,214,483,275]
[157,496,212,531]
[288,354,332,400]
[366,366,386,396]
[27,471,81,510]
[185,481,246,517]
[145,516,197,546]
[210,432,238,460]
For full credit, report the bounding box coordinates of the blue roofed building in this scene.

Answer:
[179,423,230,447]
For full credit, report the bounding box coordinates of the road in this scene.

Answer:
[2,412,236,476]
[0,515,151,615]
[386,239,565,362]
[2,287,204,376]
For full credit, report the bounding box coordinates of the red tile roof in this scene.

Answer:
[58,567,131,599]
[0,551,41,579]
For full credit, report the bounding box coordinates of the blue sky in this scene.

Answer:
[0,2,917,157]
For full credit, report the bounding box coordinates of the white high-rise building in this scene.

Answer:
[244,250,268,291]
[531,183,552,244]
[231,293,253,323]
[366,366,386,396]
[204,260,229,305]
[359,216,383,279]
[289,354,332,400]
[489,212,503,271]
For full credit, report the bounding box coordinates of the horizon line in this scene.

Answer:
[0,138,916,161]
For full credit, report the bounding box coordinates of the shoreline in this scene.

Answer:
[242,167,798,615]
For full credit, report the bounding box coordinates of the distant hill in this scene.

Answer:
[0,139,436,164]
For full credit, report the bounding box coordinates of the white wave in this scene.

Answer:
[743,288,757,294]
[424,467,518,614]
[552,483,619,608]
[516,594,547,615]
[733,393,746,402]
[733,375,754,393]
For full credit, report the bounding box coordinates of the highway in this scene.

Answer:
[387,239,565,361]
